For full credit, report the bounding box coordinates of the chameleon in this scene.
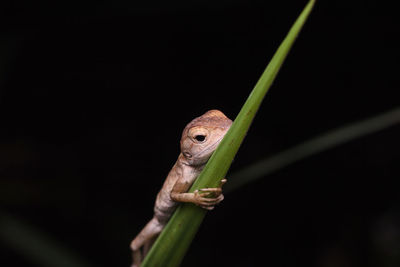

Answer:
[130,110,232,267]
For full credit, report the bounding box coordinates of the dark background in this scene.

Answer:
[1,0,399,266]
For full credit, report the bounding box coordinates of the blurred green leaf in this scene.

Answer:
[0,212,92,267]
[225,107,400,193]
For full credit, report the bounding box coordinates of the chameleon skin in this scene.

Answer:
[130,110,232,267]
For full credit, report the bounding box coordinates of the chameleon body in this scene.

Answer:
[130,110,232,267]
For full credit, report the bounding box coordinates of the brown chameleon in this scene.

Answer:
[130,110,232,267]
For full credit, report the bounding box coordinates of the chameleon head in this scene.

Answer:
[180,110,232,166]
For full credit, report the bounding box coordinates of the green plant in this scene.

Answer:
[141,1,316,266]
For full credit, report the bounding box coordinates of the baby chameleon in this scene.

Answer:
[130,110,232,267]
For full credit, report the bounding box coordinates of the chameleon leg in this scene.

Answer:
[130,217,163,267]
[143,235,157,256]
[194,178,227,210]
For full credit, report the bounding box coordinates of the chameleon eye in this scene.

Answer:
[194,135,206,142]
[188,126,209,143]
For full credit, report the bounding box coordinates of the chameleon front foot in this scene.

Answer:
[194,178,227,210]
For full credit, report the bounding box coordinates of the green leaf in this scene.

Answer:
[0,212,92,267]
[225,107,400,194]
[141,1,315,266]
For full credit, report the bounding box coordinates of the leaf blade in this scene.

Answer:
[225,107,400,194]
[141,1,315,266]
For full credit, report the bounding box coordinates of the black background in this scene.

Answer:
[1,0,399,266]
